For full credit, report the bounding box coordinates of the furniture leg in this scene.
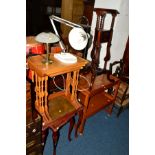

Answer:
[104,104,114,115]
[117,106,123,117]
[75,109,83,138]
[68,117,75,141]
[52,130,59,155]
[42,128,49,146]
[78,117,86,135]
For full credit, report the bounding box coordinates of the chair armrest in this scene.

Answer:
[109,59,123,74]
[109,59,129,83]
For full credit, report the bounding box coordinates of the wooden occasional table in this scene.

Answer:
[77,72,120,134]
[27,54,88,155]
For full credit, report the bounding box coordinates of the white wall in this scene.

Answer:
[87,0,129,69]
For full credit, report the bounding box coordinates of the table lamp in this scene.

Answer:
[35,15,89,64]
[49,15,89,63]
[35,32,60,64]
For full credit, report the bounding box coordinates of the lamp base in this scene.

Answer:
[42,54,53,64]
[42,58,53,64]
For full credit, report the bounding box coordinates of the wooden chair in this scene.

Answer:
[110,59,129,117]
[110,36,129,117]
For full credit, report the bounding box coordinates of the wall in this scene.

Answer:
[87,0,129,69]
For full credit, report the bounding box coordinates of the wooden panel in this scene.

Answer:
[72,0,84,23]
[61,0,84,38]
[61,0,74,38]
[83,0,95,25]
[85,92,111,118]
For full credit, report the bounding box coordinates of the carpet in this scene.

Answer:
[43,108,129,155]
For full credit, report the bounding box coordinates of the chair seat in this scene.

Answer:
[114,81,129,107]
[117,82,129,95]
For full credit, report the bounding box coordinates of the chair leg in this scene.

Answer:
[117,105,129,117]
[117,106,123,117]
[52,130,59,155]
[75,109,83,138]
[68,117,75,141]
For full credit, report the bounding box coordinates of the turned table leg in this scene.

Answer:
[75,109,84,137]
[68,117,75,141]
[78,117,86,135]
[52,130,59,155]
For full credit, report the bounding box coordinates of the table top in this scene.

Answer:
[27,54,88,77]
[78,72,120,95]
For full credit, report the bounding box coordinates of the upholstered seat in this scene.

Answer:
[48,96,75,121]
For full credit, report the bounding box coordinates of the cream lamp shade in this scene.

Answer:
[35,32,60,44]
[68,27,89,50]
[35,32,60,64]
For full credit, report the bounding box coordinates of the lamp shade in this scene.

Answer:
[35,32,60,44]
[68,27,89,50]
